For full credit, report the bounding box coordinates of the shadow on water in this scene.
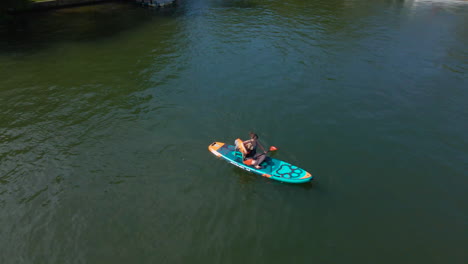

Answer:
[0,1,186,201]
[214,0,262,9]
[0,1,179,54]
[0,0,31,14]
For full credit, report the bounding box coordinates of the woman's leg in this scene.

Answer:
[252,153,266,168]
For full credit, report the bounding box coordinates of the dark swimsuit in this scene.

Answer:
[244,140,257,158]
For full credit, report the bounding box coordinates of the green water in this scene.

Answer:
[0,0,467,263]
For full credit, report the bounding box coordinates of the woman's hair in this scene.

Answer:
[249,132,258,139]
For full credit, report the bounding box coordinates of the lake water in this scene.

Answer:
[0,0,467,263]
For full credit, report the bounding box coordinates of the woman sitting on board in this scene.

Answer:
[242,132,267,169]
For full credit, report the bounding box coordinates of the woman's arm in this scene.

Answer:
[258,141,267,153]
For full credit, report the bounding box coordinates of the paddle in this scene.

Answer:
[243,146,278,166]
[257,145,278,157]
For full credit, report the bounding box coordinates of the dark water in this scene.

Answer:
[0,0,467,263]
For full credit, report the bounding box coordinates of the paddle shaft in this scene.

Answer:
[247,143,276,159]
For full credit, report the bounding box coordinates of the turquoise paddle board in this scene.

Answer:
[209,142,313,183]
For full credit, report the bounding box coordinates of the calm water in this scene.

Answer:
[0,0,467,263]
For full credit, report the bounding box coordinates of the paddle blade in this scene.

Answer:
[243,159,254,166]
[269,146,278,151]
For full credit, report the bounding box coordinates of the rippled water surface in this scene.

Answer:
[0,0,467,263]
